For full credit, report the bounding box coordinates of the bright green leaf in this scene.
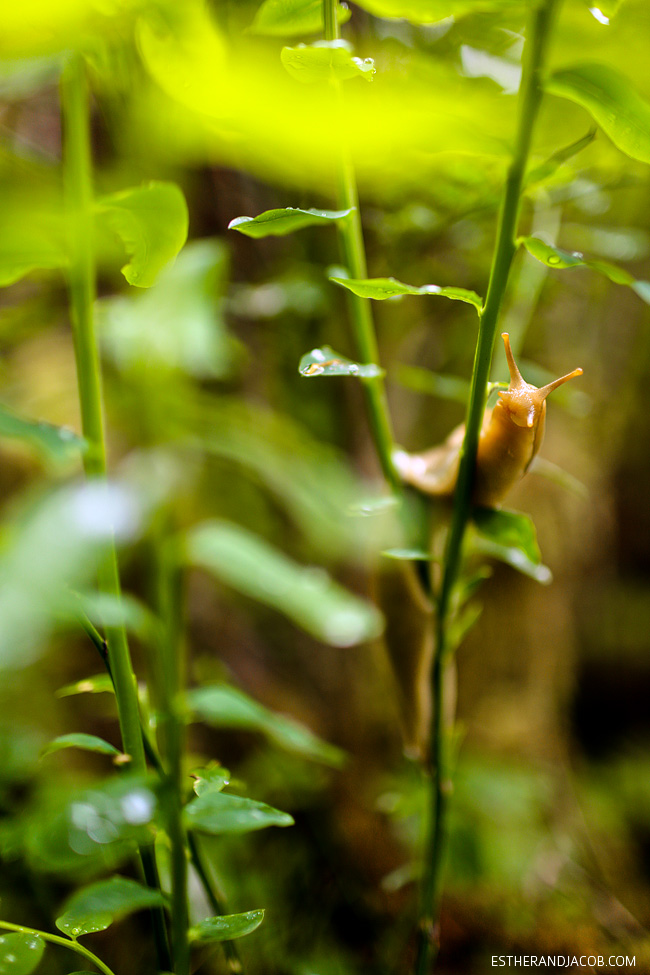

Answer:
[249,0,351,36]
[0,405,84,464]
[352,0,526,25]
[299,346,384,379]
[97,182,188,288]
[190,909,265,943]
[228,207,352,238]
[185,792,294,835]
[41,733,120,760]
[281,42,375,84]
[55,876,166,938]
[0,932,44,974]
[546,63,650,164]
[382,548,432,561]
[329,275,483,309]
[191,765,231,796]
[56,674,115,698]
[469,508,552,584]
[187,684,345,767]
[186,520,383,646]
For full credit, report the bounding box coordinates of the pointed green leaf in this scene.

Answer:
[187,684,345,767]
[55,876,166,938]
[186,520,383,647]
[190,909,265,943]
[97,182,188,288]
[228,207,352,238]
[185,792,294,835]
[191,765,231,797]
[56,674,115,698]
[299,346,384,379]
[469,508,552,584]
[382,548,432,561]
[351,0,526,25]
[329,275,482,309]
[0,932,44,974]
[281,42,375,84]
[249,0,351,36]
[546,63,650,164]
[520,236,650,304]
[41,733,120,760]
[0,405,84,464]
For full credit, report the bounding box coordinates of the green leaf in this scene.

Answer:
[190,910,265,943]
[97,182,188,288]
[351,0,526,25]
[249,0,351,35]
[41,733,120,760]
[191,764,231,796]
[185,792,294,835]
[186,520,383,647]
[0,405,84,464]
[546,63,650,164]
[56,674,115,698]
[187,684,345,767]
[299,346,384,379]
[469,508,552,585]
[394,365,470,404]
[228,207,352,238]
[55,876,166,938]
[382,548,432,561]
[329,275,483,309]
[281,41,375,84]
[520,236,650,304]
[0,932,44,974]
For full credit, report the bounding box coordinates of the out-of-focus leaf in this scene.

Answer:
[299,346,384,379]
[0,405,85,464]
[546,63,650,164]
[394,365,470,404]
[100,238,238,378]
[446,603,483,654]
[185,792,294,835]
[186,684,345,767]
[190,910,264,943]
[73,591,157,642]
[0,221,67,286]
[97,182,188,288]
[41,734,120,759]
[382,548,432,561]
[186,520,383,646]
[191,765,231,797]
[55,876,166,938]
[352,0,526,24]
[582,0,625,22]
[530,457,589,499]
[0,55,62,98]
[26,775,158,875]
[520,235,650,304]
[0,932,44,974]
[281,42,375,84]
[57,675,115,698]
[229,208,351,238]
[469,508,552,584]
[249,0,350,35]
[525,129,597,188]
[330,275,483,309]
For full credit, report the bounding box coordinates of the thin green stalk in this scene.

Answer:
[415,3,559,972]
[61,52,172,974]
[0,920,116,975]
[323,0,400,491]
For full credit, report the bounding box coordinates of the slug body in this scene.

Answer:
[396,333,583,508]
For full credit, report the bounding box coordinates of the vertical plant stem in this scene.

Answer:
[415,2,559,972]
[61,51,172,973]
[156,532,190,975]
[323,0,400,490]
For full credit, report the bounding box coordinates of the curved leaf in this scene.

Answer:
[186,520,383,647]
[249,0,351,36]
[57,674,115,698]
[299,346,384,379]
[41,733,120,760]
[190,910,265,943]
[469,508,552,585]
[191,765,231,796]
[0,932,44,974]
[229,207,352,238]
[352,0,526,25]
[56,876,166,938]
[0,405,84,464]
[187,684,345,767]
[97,182,188,288]
[546,63,650,164]
[330,275,482,309]
[281,42,375,84]
[185,792,294,835]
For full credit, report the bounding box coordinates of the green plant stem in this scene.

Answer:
[0,920,116,975]
[415,2,559,972]
[323,0,399,491]
[61,52,172,974]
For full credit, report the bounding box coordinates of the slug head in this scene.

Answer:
[497,332,583,429]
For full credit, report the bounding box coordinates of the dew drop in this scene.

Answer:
[588,7,610,25]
